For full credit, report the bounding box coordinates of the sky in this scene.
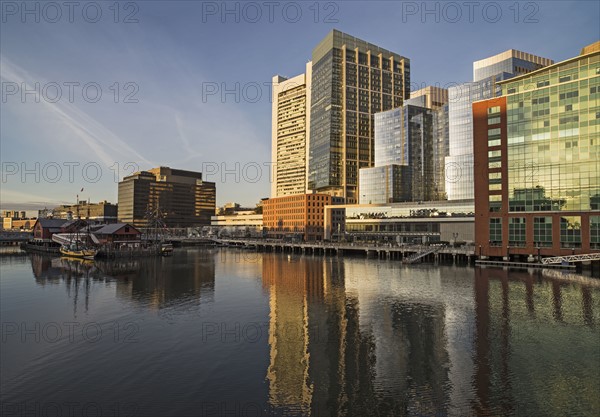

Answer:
[1,0,598,214]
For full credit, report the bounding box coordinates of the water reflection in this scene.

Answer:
[29,249,216,313]
[473,267,600,417]
[262,255,599,417]
[12,250,600,416]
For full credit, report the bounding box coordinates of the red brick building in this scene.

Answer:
[32,219,84,241]
[263,194,333,241]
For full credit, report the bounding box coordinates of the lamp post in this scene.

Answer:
[479,245,482,258]
[536,245,541,263]
[506,245,510,262]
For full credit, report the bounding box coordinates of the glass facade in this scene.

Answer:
[433,103,449,200]
[308,30,410,203]
[360,104,436,204]
[358,165,411,205]
[474,56,549,82]
[503,53,600,213]
[374,108,405,166]
[446,78,501,200]
[446,50,553,201]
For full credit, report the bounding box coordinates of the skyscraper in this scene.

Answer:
[446,50,554,201]
[308,30,410,203]
[473,42,599,259]
[271,63,312,197]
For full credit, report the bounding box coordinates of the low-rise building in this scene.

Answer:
[52,201,118,223]
[263,194,342,241]
[32,219,84,241]
[2,218,36,230]
[210,213,263,238]
[324,200,475,244]
[92,223,141,245]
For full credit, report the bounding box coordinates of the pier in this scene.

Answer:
[214,238,476,264]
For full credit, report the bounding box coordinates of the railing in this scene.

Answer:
[403,245,446,264]
[540,253,600,264]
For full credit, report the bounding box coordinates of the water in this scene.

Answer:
[1,248,599,417]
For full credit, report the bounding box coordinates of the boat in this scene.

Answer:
[161,243,174,256]
[59,195,98,260]
[60,243,97,260]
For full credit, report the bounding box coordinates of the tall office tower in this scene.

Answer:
[473,42,600,259]
[410,86,449,200]
[445,50,554,200]
[308,30,410,203]
[118,166,216,227]
[271,63,312,197]
[358,104,435,204]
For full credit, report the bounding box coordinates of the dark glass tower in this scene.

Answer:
[308,30,410,203]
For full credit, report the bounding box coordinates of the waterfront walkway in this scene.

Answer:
[215,238,475,263]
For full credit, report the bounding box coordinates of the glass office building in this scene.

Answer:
[308,30,410,203]
[359,105,436,204]
[359,165,411,204]
[446,50,554,200]
[473,42,600,258]
[433,103,449,200]
[374,108,407,166]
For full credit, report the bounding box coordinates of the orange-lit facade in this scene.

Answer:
[263,194,332,241]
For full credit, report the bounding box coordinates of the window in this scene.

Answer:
[488,117,501,125]
[560,216,581,248]
[533,217,552,247]
[489,195,502,213]
[509,217,526,247]
[489,218,502,246]
[591,216,600,250]
[487,106,500,115]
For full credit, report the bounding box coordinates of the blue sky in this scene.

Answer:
[1,0,598,212]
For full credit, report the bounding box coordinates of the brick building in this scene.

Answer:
[263,194,336,241]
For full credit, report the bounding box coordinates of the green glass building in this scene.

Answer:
[474,42,600,259]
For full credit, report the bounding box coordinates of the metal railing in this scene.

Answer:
[541,253,600,264]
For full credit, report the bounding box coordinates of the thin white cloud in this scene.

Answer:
[0,56,153,168]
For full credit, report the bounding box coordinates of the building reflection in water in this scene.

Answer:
[29,249,216,313]
[473,267,599,417]
[27,251,599,416]
[262,255,460,416]
[262,253,599,417]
